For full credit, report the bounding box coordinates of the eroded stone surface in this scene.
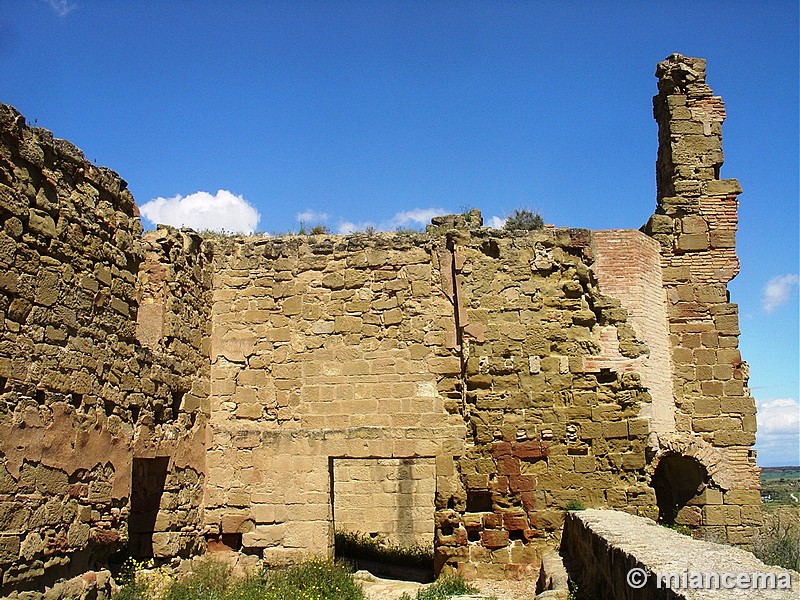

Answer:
[563,509,797,599]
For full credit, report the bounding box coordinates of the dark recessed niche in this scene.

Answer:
[35,388,45,404]
[466,490,493,513]
[467,529,481,542]
[597,369,616,384]
[509,529,525,542]
[221,533,243,551]
[0,376,7,393]
[170,391,184,419]
[104,399,115,417]
[130,405,140,423]
[480,240,500,259]
[129,457,169,559]
[70,393,82,409]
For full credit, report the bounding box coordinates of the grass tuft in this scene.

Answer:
[753,507,800,572]
[116,556,366,600]
[334,530,433,570]
[399,572,479,600]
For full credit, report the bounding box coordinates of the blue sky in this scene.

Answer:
[2,1,797,466]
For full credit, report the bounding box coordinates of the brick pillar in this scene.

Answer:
[643,54,760,545]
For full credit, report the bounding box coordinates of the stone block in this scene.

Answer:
[427,356,460,375]
[675,506,702,527]
[152,532,182,557]
[681,215,708,234]
[722,490,760,506]
[687,488,723,506]
[0,534,20,562]
[702,505,740,526]
[243,524,285,548]
[705,178,742,196]
[28,209,56,237]
[676,233,708,251]
[480,529,509,549]
[222,514,256,533]
[713,430,755,446]
[602,421,628,439]
[574,456,596,473]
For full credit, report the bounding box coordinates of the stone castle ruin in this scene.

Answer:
[0,54,762,594]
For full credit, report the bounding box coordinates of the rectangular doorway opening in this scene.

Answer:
[331,457,435,583]
[129,456,170,559]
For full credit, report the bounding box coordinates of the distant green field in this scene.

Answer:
[761,467,800,481]
[761,467,800,506]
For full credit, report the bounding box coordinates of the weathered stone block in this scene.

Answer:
[676,233,708,251]
[480,529,509,549]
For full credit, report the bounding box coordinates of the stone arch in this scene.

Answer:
[650,453,707,524]
[646,432,735,492]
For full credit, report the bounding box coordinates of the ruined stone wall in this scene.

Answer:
[432,227,655,578]
[202,225,660,578]
[133,226,212,559]
[205,234,466,563]
[643,54,760,544]
[0,53,763,592]
[0,105,209,594]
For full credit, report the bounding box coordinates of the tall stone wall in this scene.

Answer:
[205,234,466,564]
[0,106,209,594]
[201,225,659,578]
[643,54,761,544]
[434,227,655,578]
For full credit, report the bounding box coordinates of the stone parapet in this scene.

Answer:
[562,509,796,599]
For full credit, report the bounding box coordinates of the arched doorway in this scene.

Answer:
[650,454,706,525]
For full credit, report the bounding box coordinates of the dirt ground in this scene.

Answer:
[355,570,543,600]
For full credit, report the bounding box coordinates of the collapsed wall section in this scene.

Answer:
[0,105,210,594]
[592,230,675,435]
[643,54,760,544]
[433,227,656,579]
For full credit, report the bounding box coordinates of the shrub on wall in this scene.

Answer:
[503,209,544,230]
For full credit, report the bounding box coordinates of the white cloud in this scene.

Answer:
[756,397,800,466]
[757,398,800,434]
[337,221,366,235]
[487,215,506,229]
[139,190,260,234]
[390,208,447,228]
[43,0,77,16]
[296,209,329,223]
[762,274,799,313]
[335,207,448,234]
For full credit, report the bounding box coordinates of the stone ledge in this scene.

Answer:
[561,509,797,599]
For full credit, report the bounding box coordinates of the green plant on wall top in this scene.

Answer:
[565,499,586,511]
[503,208,544,231]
